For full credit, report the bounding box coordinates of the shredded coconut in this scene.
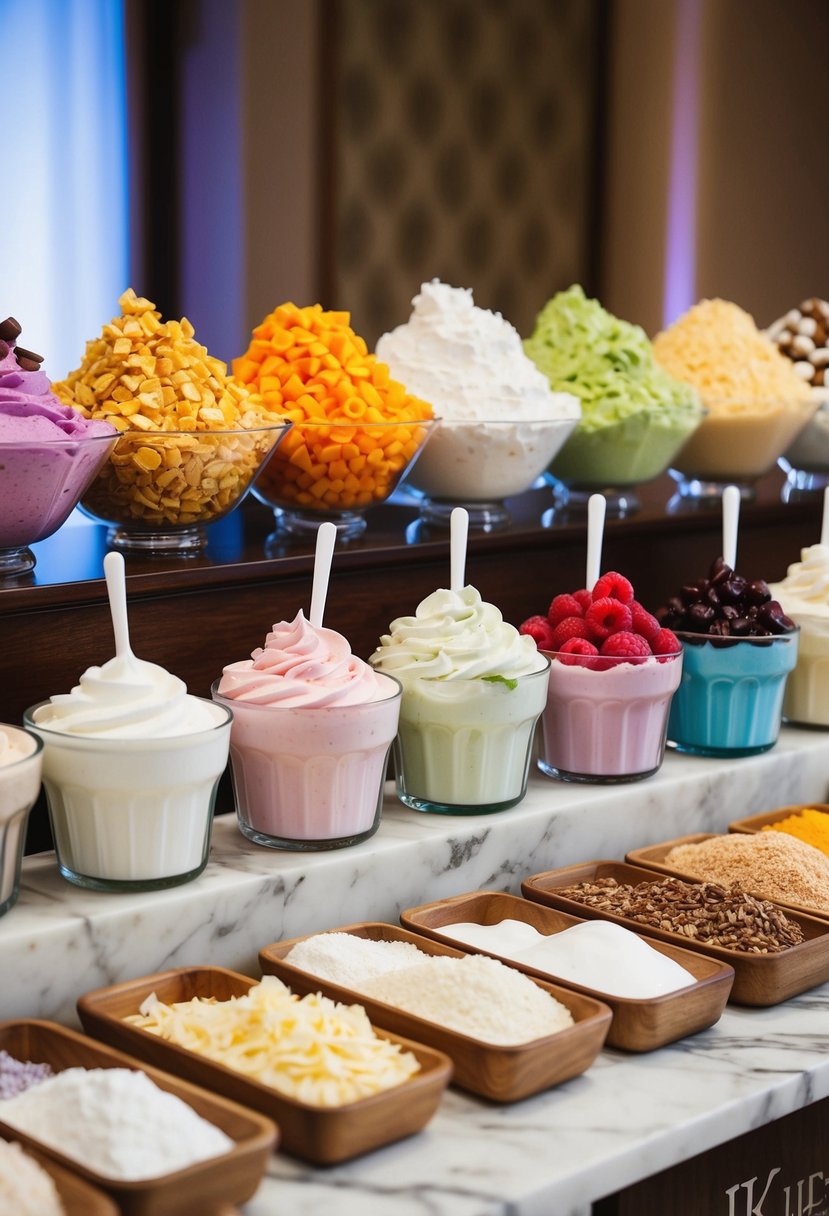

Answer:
[665,831,829,913]
[286,934,574,1045]
[0,1139,65,1216]
[127,975,420,1107]
[0,1067,233,1181]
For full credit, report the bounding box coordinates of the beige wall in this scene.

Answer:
[602,0,829,336]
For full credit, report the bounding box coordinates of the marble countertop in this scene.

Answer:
[5,726,829,1213]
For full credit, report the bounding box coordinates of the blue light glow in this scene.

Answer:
[0,0,129,378]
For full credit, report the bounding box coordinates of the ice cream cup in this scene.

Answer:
[667,631,799,757]
[211,675,401,850]
[780,617,829,727]
[23,700,231,891]
[390,659,550,814]
[538,650,683,783]
[0,726,43,916]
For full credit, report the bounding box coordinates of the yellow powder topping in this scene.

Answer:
[763,808,829,859]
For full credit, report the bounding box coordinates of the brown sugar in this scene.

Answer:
[665,832,829,913]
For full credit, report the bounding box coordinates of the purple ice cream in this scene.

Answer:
[0,318,116,549]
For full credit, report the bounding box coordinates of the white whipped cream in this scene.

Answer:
[33,653,217,738]
[376,280,580,423]
[770,543,829,621]
[0,727,31,767]
[370,585,546,681]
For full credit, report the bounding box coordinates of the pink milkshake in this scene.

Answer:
[212,612,401,849]
[521,570,682,782]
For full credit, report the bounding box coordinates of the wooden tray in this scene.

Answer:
[521,861,829,1006]
[729,803,829,836]
[626,832,829,923]
[0,1134,119,1216]
[259,922,611,1102]
[77,965,451,1166]
[0,1019,275,1216]
[399,890,734,1052]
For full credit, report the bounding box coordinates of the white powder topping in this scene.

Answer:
[0,1140,65,1216]
[0,1067,233,1181]
[285,932,425,988]
[286,933,573,1045]
[441,918,696,999]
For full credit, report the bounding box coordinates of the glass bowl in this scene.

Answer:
[778,392,829,500]
[547,402,703,516]
[405,414,579,531]
[668,395,819,505]
[0,430,118,575]
[79,422,291,552]
[253,417,438,541]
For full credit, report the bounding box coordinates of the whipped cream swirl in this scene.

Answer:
[376,279,580,424]
[33,654,217,738]
[770,543,829,619]
[370,587,546,680]
[218,611,390,707]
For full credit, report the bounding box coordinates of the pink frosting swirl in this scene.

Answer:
[218,611,391,707]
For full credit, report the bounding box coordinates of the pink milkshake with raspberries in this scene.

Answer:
[212,612,401,849]
[520,572,683,782]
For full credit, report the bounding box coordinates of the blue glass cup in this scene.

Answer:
[667,630,799,757]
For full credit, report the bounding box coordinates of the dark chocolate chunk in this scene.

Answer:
[0,339,8,360]
[0,318,22,342]
[16,357,41,372]
[14,346,43,365]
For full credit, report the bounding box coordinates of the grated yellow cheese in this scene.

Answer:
[124,975,420,1107]
[653,298,811,410]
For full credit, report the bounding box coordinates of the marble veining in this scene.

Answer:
[2,727,829,1212]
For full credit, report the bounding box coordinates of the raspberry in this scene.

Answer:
[573,588,593,612]
[600,631,653,658]
[652,627,681,657]
[630,601,661,642]
[547,593,585,625]
[557,637,599,666]
[592,571,634,604]
[585,597,633,639]
[550,615,590,650]
[519,615,556,650]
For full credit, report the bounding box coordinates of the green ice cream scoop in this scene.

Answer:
[524,285,703,486]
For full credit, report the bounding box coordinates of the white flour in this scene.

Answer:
[0,1067,233,1180]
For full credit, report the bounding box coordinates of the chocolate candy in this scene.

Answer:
[14,346,44,372]
[0,340,8,360]
[0,318,22,343]
[657,558,796,639]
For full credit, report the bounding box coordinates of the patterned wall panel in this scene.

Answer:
[326,0,604,347]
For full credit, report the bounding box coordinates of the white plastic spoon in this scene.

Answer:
[585,494,606,592]
[821,486,829,546]
[309,521,337,628]
[450,507,469,593]
[722,484,740,569]
[103,551,134,660]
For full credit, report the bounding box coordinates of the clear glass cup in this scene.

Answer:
[667,631,799,756]
[211,675,401,850]
[79,422,291,553]
[23,700,232,891]
[0,725,43,916]
[391,660,550,814]
[778,616,829,727]
[538,650,683,782]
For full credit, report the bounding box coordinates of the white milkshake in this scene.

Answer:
[0,725,43,916]
[769,542,829,726]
